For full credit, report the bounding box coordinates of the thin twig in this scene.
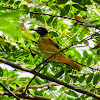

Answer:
[30,12,78,20]
[55,5,62,10]
[23,61,49,93]
[0,83,20,100]
[88,66,100,72]
[1,4,100,30]
[13,82,59,92]
[62,27,82,48]
[30,12,100,30]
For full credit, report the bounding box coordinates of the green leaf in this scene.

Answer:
[86,73,93,84]
[94,56,98,65]
[93,73,100,85]
[68,90,79,97]
[72,4,87,11]
[83,40,88,46]
[47,16,54,25]
[2,0,8,3]
[0,10,23,20]
[0,37,7,46]
[85,0,92,4]
[49,31,58,38]
[73,48,82,59]
[34,77,43,85]
[49,86,57,91]
[59,87,67,92]
[33,15,45,23]
[52,17,57,28]
[0,15,22,37]
[86,55,93,66]
[93,0,100,4]
[14,1,21,6]
[97,49,100,55]
[72,0,92,5]
[61,5,70,16]
[54,70,64,78]
[79,74,85,83]
[46,71,54,77]
[96,24,100,28]
[9,0,14,4]
[72,0,82,4]
[65,74,70,83]
[70,75,79,83]
[0,67,3,77]
[20,5,28,10]
[73,41,82,45]
[0,1,99,99]
[83,50,89,59]
[57,0,68,4]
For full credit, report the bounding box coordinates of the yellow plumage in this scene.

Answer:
[38,33,81,71]
[30,27,81,71]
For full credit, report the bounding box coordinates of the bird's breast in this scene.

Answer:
[38,37,59,57]
[38,37,67,62]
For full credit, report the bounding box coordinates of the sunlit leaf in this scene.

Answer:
[73,41,82,45]
[0,0,100,99]
[0,37,7,46]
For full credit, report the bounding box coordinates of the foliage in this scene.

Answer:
[0,0,100,99]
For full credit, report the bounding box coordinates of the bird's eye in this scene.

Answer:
[34,27,38,31]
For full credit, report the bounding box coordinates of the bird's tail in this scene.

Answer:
[64,58,81,71]
[53,53,82,71]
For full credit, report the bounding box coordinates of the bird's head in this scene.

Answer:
[30,27,48,37]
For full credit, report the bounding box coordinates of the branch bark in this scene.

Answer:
[0,91,53,100]
[13,83,59,92]
[0,57,100,99]
[23,62,49,93]
[0,83,20,100]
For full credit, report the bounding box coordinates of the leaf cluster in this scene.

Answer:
[0,0,100,100]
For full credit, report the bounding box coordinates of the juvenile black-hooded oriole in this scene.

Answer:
[30,27,81,71]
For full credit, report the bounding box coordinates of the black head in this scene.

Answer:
[30,27,48,37]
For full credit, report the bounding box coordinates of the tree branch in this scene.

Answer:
[1,4,100,30]
[0,57,100,99]
[13,82,59,92]
[0,91,53,100]
[23,62,49,93]
[0,83,20,100]
[29,12,100,30]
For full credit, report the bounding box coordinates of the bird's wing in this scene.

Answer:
[48,38,60,49]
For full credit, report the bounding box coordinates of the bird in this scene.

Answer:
[30,27,82,71]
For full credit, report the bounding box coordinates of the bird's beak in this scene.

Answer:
[29,29,35,31]
[30,27,38,31]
